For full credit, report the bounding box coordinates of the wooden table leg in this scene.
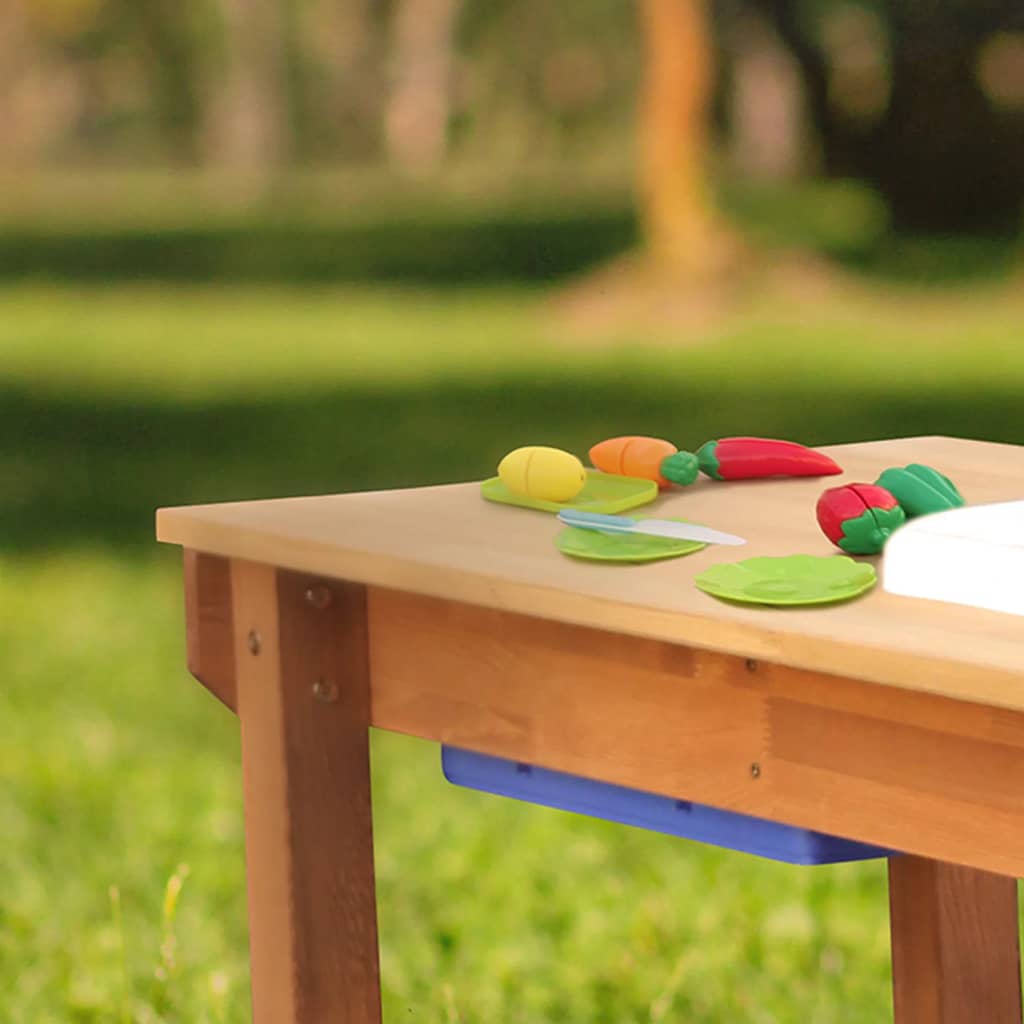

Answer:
[231,560,382,1024]
[889,855,1022,1024]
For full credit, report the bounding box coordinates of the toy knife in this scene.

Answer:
[557,510,746,546]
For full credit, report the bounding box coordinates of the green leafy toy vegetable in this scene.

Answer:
[874,464,965,518]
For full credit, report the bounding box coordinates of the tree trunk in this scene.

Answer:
[727,10,804,181]
[747,0,846,175]
[637,0,729,274]
[135,0,206,163]
[204,0,290,173]
[0,2,58,169]
[384,0,461,171]
[300,0,384,161]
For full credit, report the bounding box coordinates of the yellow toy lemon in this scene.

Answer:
[498,446,586,503]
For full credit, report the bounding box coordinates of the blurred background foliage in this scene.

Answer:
[3,0,1024,294]
[3,0,1024,233]
[3,2,1024,1022]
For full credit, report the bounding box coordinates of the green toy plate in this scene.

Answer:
[695,555,876,606]
[556,517,707,563]
[481,470,658,515]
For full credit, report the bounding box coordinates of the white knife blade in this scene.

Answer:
[557,510,746,546]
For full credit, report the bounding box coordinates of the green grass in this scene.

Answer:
[3,277,1024,397]
[0,552,892,1023]
[3,279,1024,554]
[2,274,1023,1022]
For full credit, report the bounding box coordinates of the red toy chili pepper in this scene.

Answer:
[590,434,842,487]
[690,437,842,481]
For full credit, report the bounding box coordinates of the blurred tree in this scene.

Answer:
[203,0,290,171]
[0,2,43,167]
[552,0,748,334]
[129,0,210,162]
[637,0,743,276]
[298,0,385,161]
[638,0,713,271]
[454,0,638,169]
[753,0,1024,234]
[726,10,805,181]
[746,0,841,172]
[3,0,1020,243]
[385,0,462,170]
[869,0,1024,233]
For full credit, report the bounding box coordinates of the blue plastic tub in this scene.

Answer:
[442,747,891,866]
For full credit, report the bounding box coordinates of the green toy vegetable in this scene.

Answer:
[874,464,965,518]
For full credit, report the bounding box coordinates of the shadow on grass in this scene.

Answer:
[1,189,1018,287]
[2,377,1021,552]
[0,210,637,287]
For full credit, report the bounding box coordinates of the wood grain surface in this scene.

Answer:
[160,436,1024,710]
[369,588,1024,878]
[889,856,1022,1023]
[183,550,236,710]
[232,561,382,1023]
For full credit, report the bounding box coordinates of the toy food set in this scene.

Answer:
[687,437,842,480]
[695,555,877,606]
[555,516,708,564]
[815,463,966,555]
[481,445,657,514]
[816,484,906,555]
[459,438,990,862]
[589,435,842,488]
[480,437,977,610]
[498,445,587,503]
[588,436,688,488]
[557,511,745,547]
[874,463,965,518]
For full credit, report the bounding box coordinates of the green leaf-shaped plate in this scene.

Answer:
[481,470,657,514]
[695,555,876,606]
[556,517,707,563]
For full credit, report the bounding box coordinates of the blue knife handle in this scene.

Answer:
[557,510,636,531]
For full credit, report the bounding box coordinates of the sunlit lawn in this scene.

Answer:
[2,278,1024,398]
[2,277,1023,1022]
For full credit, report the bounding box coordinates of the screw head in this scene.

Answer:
[304,584,332,609]
[750,762,762,779]
[312,679,338,703]
[247,629,262,655]
[745,658,758,673]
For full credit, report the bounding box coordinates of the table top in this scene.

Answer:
[157,435,1024,711]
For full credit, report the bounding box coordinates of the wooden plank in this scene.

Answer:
[157,436,1024,711]
[367,588,1024,877]
[183,550,236,711]
[889,856,1022,1023]
[232,561,381,1024]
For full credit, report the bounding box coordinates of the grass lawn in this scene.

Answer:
[2,276,1023,1022]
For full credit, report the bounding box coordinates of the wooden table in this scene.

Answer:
[157,435,1024,1023]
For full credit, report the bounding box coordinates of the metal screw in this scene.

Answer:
[745,658,758,673]
[247,629,262,655]
[312,679,338,703]
[750,762,762,779]
[305,584,332,609]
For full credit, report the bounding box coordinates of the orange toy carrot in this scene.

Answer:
[589,436,696,489]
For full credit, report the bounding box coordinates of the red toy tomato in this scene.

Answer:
[816,483,906,555]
